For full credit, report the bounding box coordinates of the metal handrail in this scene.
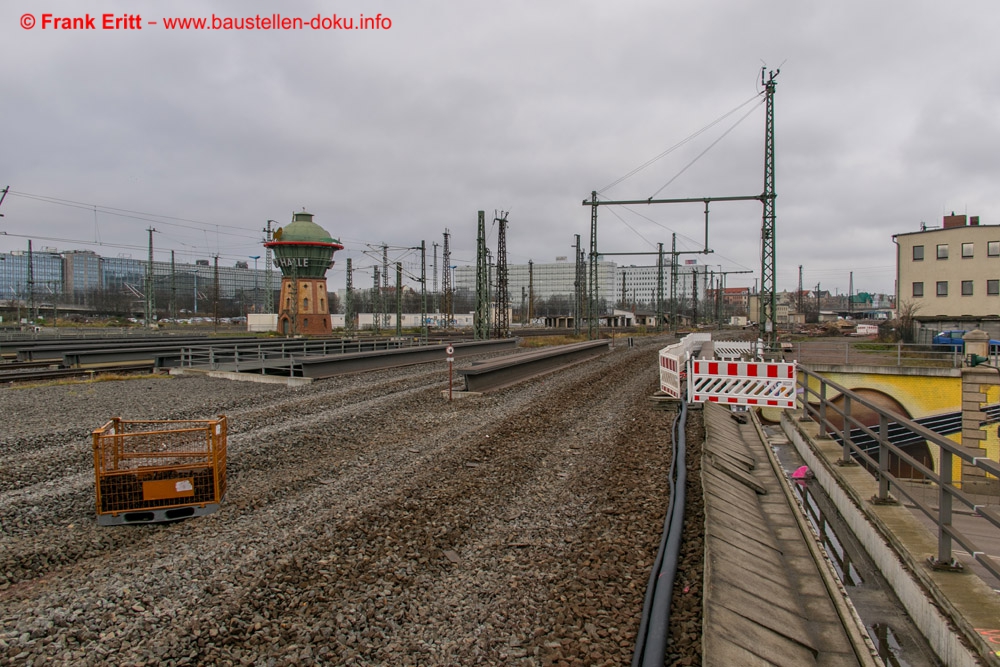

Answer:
[798,366,1000,582]
[787,339,999,369]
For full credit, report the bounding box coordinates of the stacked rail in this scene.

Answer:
[458,340,610,392]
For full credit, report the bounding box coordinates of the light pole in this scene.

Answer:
[249,255,260,313]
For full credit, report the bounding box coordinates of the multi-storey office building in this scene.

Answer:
[454,259,617,315]
[0,249,64,303]
[893,213,1000,320]
[0,248,279,318]
[62,251,102,302]
[615,263,709,307]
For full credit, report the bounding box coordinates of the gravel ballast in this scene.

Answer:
[0,336,704,666]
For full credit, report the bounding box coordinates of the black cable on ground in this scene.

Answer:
[632,400,688,667]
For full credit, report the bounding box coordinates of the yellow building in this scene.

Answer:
[893,213,1000,319]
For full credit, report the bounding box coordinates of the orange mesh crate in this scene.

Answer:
[92,416,227,525]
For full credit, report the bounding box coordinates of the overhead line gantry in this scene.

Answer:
[582,193,763,338]
[582,68,779,345]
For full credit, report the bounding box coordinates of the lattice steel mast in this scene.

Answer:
[656,242,664,332]
[345,257,355,335]
[573,235,584,335]
[432,241,439,315]
[474,211,489,339]
[420,240,427,341]
[395,262,403,337]
[442,229,452,327]
[381,244,390,330]
[759,68,779,347]
[588,191,599,338]
[372,266,381,335]
[494,211,510,338]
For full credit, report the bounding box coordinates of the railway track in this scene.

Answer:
[0,363,156,384]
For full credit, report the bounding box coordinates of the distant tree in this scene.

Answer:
[401,288,422,314]
[894,300,921,344]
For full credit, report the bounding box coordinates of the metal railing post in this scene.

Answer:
[841,394,853,462]
[800,374,809,421]
[938,447,954,565]
[878,414,890,500]
[819,382,828,438]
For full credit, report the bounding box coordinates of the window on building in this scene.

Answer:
[937,244,949,259]
[962,243,974,258]
[912,245,924,261]
[936,281,948,296]
[912,282,924,297]
[962,280,974,296]
[989,280,999,296]
[990,241,1000,257]
[303,297,309,309]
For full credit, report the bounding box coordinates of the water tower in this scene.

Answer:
[264,211,344,335]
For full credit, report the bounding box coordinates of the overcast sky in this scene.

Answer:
[3,0,999,297]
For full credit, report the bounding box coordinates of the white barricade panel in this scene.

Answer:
[688,359,797,409]
[711,340,759,360]
[658,334,710,397]
[659,350,683,397]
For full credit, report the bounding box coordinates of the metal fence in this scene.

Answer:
[798,366,1000,583]
[784,340,997,369]
[179,337,416,371]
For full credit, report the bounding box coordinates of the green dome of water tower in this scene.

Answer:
[264,211,344,335]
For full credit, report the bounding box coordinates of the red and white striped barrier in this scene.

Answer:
[658,334,710,398]
[688,359,797,408]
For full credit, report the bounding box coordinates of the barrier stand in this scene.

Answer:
[446,345,454,402]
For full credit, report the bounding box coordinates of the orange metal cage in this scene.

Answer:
[92,416,227,522]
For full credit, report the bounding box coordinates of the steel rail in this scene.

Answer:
[457,340,610,392]
[0,364,156,384]
[293,340,520,379]
[15,336,243,362]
